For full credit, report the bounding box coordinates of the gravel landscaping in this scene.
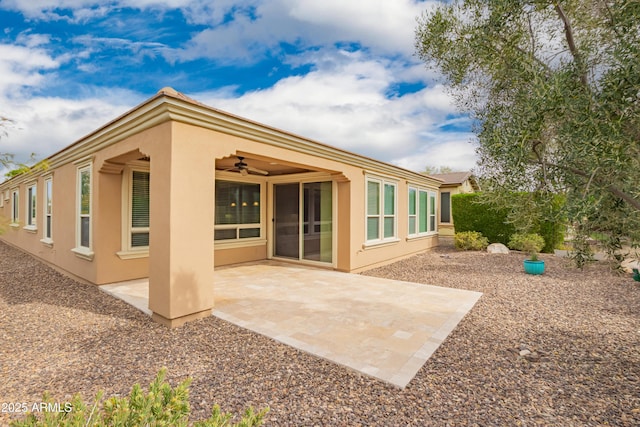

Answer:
[1,240,639,426]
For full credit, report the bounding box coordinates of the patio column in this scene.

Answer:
[144,132,216,327]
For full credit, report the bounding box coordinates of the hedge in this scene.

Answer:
[451,192,565,252]
[451,193,516,246]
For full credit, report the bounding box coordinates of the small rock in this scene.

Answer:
[524,352,541,361]
[519,349,531,357]
[487,243,509,254]
[621,258,640,274]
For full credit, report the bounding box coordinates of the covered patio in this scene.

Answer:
[100,261,481,388]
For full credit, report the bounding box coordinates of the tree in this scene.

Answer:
[424,165,455,175]
[416,0,640,266]
[0,115,14,169]
[0,116,46,179]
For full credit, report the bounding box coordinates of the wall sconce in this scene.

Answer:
[253,201,259,206]
[230,202,236,207]
[242,202,248,207]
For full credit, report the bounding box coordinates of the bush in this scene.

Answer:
[10,368,268,427]
[452,192,565,252]
[452,193,516,246]
[455,231,489,251]
[508,233,545,260]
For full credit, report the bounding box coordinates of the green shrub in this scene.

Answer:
[508,233,545,260]
[452,193,516,246]
[452,192,565,252]
[455,231,489,251]
[10,368,268,427]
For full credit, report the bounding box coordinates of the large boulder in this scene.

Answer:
[487,243,509,254]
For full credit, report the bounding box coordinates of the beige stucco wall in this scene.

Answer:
[0,92,443,326]
[0,163,97,283]
[0,117,441,278]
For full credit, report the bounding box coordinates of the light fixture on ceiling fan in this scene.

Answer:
[224,156,269,176]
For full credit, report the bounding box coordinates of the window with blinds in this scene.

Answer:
[78,166,91,248]
[366,177,397,243]
[44,178,53,240]
[130,170,150,247]
[408,187,438,236]
[27,184,36,227]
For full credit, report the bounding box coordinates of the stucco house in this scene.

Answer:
[431,171,480,238]
[0,88,442,327]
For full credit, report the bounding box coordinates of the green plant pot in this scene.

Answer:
[633,268,640,282]
[524,259,545,275]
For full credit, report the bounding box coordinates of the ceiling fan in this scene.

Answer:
[224,156,269,176]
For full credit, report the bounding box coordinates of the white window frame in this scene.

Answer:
[41,176,53,246]
[72,163,94,261]
[24,182,37,232]
[408,186,438,238]
[365,176,398,246]
[10,188,19,227]
[429,191,438,233]
[214,177,265,247]
[117,164,150,259]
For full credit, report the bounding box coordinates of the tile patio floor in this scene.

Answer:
[100,261,482,388]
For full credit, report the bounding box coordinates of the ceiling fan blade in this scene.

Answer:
[247,166,269,176]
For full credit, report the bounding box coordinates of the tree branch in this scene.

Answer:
[554,3,589,87]
[542,160,640,211]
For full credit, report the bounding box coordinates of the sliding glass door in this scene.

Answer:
[274,183,300,259]
[274,182,332,263]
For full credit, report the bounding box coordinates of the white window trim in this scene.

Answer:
[117,164,150,259]
[73,163,94,261]
[10,188,19,227]
[41,176,53,247]
[407,186,438,238]
[214,178,265,246]
[24,182,37,232]
[429,191,438,234]
[364,175,398,247]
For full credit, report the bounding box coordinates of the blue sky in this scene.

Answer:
[0,0,476,174]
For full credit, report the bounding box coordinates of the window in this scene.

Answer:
[43,177,53,241]
[25,184,37,229]
[117,167,150,259]
[77,165,91,249]
[440,192,451,223]
[214,180,262,241]
[408,187,438,236]
[11,189,19,224]
[130,170,150,248]
[366,177,397,243]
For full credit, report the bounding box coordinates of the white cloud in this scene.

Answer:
[393,138,478,172]
[0,92,139,168]
[171,0,438,63]
[0,43,59,94]
[195,47,474,171]
[0,0,478,174]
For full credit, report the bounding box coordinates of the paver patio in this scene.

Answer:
[100,261,481,388]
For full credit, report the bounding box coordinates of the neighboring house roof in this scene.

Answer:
[431,171,480,191]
